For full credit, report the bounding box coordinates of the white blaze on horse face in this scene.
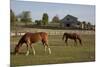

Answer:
[48,48,51,54]
[26,50,29,56]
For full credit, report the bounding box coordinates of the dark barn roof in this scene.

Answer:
[60,14,78,23]
[60,15,79,27]
[62,15,77,20]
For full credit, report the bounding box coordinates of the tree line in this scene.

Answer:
[10,9,60,26]
[10,9,94,30]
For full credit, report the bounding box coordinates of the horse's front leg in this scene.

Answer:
[30,45,35,56]
[65,38,68,46]
[26,44,30,56]
[25,39,32,56]
[74,39,77,47]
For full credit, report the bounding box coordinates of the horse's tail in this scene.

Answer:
[14,35,24,54]
[62,33,66,40]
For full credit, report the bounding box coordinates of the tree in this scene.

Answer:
[82,21,86,29]
[87,22,91,26]
[35,20,42,25]
[20,11,32,25]
[52,15,60,23]
[87,22,91,29]
[77,21,81,25]
[10,9,16,25]
[42,13,49,25]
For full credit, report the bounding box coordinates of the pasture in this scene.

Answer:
[10,33,95,66]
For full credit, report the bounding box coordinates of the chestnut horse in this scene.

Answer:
[14,32,51,56]
[62,32,82,46]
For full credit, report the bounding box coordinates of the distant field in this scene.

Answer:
[10,34,95,66]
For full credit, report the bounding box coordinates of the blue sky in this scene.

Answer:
[10,0,95,25]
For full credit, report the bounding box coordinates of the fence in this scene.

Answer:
[10,30,95,36]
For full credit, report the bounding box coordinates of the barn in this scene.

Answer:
[60,15,79,28]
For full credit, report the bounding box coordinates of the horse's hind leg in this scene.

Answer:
[44,45,47,53]
[42,41,47,53]
[44,42,51,54]
[48,46,51,54]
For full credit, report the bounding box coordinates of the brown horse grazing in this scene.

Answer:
[14,32,51,56]
[62,32,82,46]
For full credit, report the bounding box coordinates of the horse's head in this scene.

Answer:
[62,33,66,40]
[62,33,65,40]
[14,45,19,55]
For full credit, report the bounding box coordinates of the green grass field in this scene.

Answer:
[10,34,95,66]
